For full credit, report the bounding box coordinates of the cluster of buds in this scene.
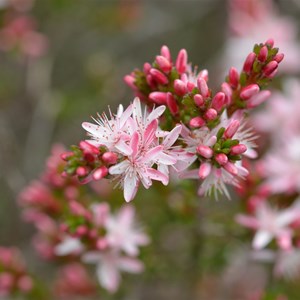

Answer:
[197,121,248,179]
[226,39,284,113]
[0,247,34,297]
[61,141,118,184]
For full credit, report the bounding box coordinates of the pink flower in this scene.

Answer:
[82,250,144,293]
[82,103,133,155]
[236,201,300,250]
[262,137,300,195]
[105,205,149,256]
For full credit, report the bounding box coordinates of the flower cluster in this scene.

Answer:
[19,144,150,293]
[0,247,33,297]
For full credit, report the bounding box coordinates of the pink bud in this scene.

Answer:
[149,68,169,85]
[212,92,226,111]
[194,94,204,106]
[174,79,187,96]
[198,162,211,179]
[189,116,205,128]
[149,92,168,104]
[274,53,284,63]
[228,67,239,88]
[160,45,171,62]
[197,77,209,97]
[123,74,136,90]
[143,62,151,74]
[230,144,247,155]
[167,92,179,115]
[258,46,268,62]
[176,49,188,74]
[224,120,240,138]
[156,55,172,73]
[76,166,88,177]
[263,61,278,77]
[243,52,256,73]
[196,145,213,159]
[204,108,217,121]
[240,84,260,100]
[96,238,108,250]
[76,225,88,236]
[92,166,108,180]
[187,81,195,92]
[198,69,208,81]
[146,74,156,89]
[247,90,271,108]
[223,161,238,175]
[60,151,73,161]
[102,152,118,165]
[265,38,274,48]
[221,82,233,105]
[79,141,99,155]
[215,153,228,166]
[267,68,278,79]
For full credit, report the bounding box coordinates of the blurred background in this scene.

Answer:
[0,0,300,299]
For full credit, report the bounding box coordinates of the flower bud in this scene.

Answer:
[196,145,213,159]
[265,38,274,48]
[274,53,284,63]
[258,46,268,62]
[223,161,238,175]
[198,69,208,81]
[263,61,278,77]
[92,166,108,180]
[76,166,88,177]
[243,52,256,73]
[240,84,260,100]
[175,49,188,74]
[102,152,118,165]
[230,144,247,155]
[149,92,168,104]
[167,92,179,115]
[204,108,217,121]
[189,116,205,128]
[212,92,226,111]
[215,153,228,166]
[143,62,151,74]
[149,68,169,85]
[156,55,172,73]
[174,79,187,96]
[198,162,211,179]
[228,67,239,88]
[160,45,171,62]
[224,120,240,138]
[123,74,136,90]
[197,77,209,97]
[194,94,204,106]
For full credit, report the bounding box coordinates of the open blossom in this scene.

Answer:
[236,200,300,250]
[105,205,150,256]
[82,103,133,155]
[82,97,185,202]
[262,136,300,195]
[83,250,144,293]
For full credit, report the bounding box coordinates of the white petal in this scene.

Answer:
[118,257,144,273]
[55,237,83,256]
[146,105,166,125]
[253,230,273,249]
[163,125,182,148]
[115,139,133,155]
[124,173,139,202]
[109,160,129,175]
[97,262,120,293]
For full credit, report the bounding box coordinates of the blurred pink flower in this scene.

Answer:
[226,0,300,73]
[83,250,144,293]
[105,204,150,256]
[236,200,300,250]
